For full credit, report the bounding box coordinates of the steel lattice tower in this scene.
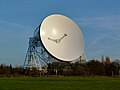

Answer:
[23,26,53,70]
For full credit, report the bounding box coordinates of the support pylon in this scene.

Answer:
[23,26,51,71]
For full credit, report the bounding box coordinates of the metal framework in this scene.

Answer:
[23,26,53,70]
[71,53,87,64]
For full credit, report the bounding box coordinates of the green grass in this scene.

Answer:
[0,76,120,90]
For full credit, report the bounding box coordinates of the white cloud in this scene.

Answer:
[76,15,120,31]
[76,15,120,45]
[0,20,30,29]
[0,20,34,38]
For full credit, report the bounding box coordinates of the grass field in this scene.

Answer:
[0,76,120,90]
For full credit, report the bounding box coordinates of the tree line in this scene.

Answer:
[47,58,120,76]
[0,57,120,77]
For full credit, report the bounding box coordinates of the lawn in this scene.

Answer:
[0,76,120,90]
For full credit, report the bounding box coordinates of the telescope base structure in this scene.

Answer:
[23,37,52,71]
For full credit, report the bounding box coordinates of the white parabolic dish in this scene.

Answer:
[40,14,84,61]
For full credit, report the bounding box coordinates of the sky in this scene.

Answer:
[0,0,120,66]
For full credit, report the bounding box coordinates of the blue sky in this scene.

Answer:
[0,0,120,66]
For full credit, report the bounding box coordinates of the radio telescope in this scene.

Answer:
[24,14,86,70]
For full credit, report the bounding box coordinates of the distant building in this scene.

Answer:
[105,56,111,65]
[101,56,111,65]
